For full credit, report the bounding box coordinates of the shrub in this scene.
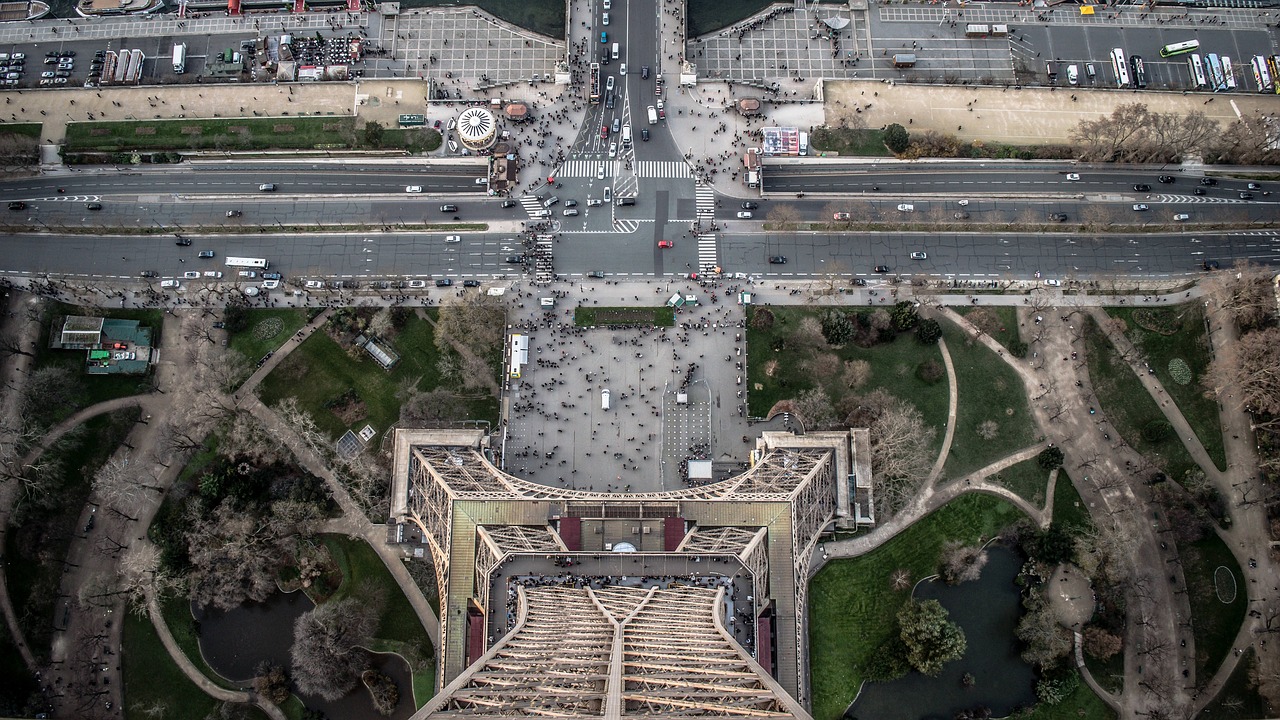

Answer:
[1168,358,1192,386]
[891,301,919,332]
[750,307,775,330]
[883,123,910,153]
[1007,340,1028,358]
[1035,669,1080,705]
[821,309,855,346]
[1141,420,1172,443]
[916,359,945,384]
[1037,446,1064,470]
[916,318,942,344]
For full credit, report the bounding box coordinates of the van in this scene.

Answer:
[601,389,611,411]
[1085,63,1096,79]
[611,42,619,60]
[616,197,635,206]
[1066,64,1079,85]
[622,125,632,146]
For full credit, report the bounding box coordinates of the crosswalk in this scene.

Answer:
[533,235,555,284]
[613,219,640,233]
[557,160,612,178]
[696,234,719,272]
[635,161,692,179]
[695,182,716,221]
[519,196,547,219]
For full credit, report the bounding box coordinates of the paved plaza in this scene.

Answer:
[692,5,864,83]
[382,8,564,85]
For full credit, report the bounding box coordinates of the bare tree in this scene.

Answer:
[1204,261,1277,331]
[766,204,801,231]
[1206,326,1280,416]
[93,452,161,517]
[290,594,382,701]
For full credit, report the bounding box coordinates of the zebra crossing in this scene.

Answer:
[557,160,613,178]
[695,182,717,221]
[635,161,693,179]
[519,196,547,219]
[533,235,555,284]
[696,234,719,271]
[612,219,640,233]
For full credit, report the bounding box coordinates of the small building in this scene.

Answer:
[354,334,400,370]
[736,97,762,116]
[49,315,154,375]
[503,101,532,123]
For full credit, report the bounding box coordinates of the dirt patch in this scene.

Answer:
[763,359,779,377]
[323,123,345,131]
[134,127,157,135]
[90,128,112,136]
[272,124,295,133]
[326,389,366,427]
[180,126,202,135]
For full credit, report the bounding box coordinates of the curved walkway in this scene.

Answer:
[925,337,958,485]
[16,394,153,471]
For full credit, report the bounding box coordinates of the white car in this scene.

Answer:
[183,271,200,279]
[620,63,627,75]
[602,12,609,24]
[238,270,257,278]
[475,178,487,185]
[304,280,325,289]
[1133,204,1149,211]
[603,0,610,7]
[910,251,927,260]
[897,204,915,212]
[1174,213,1190,221]
[405,185,423,193]
[161,279,180,288]
[603,186,612,202]
[407,279,427,289]
[203,271,223,279]
[1066,173,1080,181]
[445,235,461,242]
[608,142,617,158]
[262,279,280,289]
[1044,279,1062,287]
[736,211,753,219]
[957,199,969,206]
[597,163,606,180]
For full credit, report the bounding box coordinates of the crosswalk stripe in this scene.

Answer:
[557,160,612,178]
[635,161,692,179]
[697,233,718,271]
[533,235,555,284]
[695,182,716,219]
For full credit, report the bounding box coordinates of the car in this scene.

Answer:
[587,271,606,278]
[874,265,891,273]
[86,203,102,210]
[212,321,226,329]
[435,278,453,287]
[161,279,180,288]
[41,71,54,78]
[473,177,488,185]
[832,212,850,220]
[139,270,158,278]
[603,0,610,7]
[1133,183,1151,192]
[641,129,650,142]
[601,124,609,139]
[226,209,243,217]
[642,65,650,79]
[896,204,914,212]
[596,163,606,180]
[612,118,620,134]
[851,278,868,286]
[175,238,192,246]
[563,208,579,216]
[1240,191,1254,200]
[1174,213,1190,221]
[501,199,517,208]
[183,271,200,279]
[1158,175,1175,183]
[262,272,282,280]
[11,53,23,60]
[1132,204,1149,211]
[1048,212,1068,222]
[1044,279,1062,287]
[601,31,607,43]
[262,279,281,290]
[658,240,673,248]
[742,201,759,210]
[505,254,525,263]
[602,11,609,24]
[1248,182,1263,190]
[304,280,325,289]
[587,198,603,207]
[196,250,217,259]
[910,251,927,260]
[458,280,479,288]
[619,63,626,75]
[238,270,257,278]
[1066,173,1080,181]
[543,196,559,208]
[603,187,612,202]
[406,280,427,289]
[258,183,276,191]
[1194,187,1207,196]
[768,255,787,264]
[440,204,458,212]
[736,211,753,219]
[608,142,617,158]
[1202,260,1221,271]
[54,71,69,78]
[405,185,423,193]
[444,235,460,242]
[564,199,578,208]
[1200,177,1218,186]
[954,211,970,219]
[60,50,75,57]
[957,199,969,206]
[8,201,25,210]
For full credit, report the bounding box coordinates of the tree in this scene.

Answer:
[1204,261,1277,332]
[186,503,286,610]
[841,359,871,390]
[253,662,291,705]
[1083,625,1123,660]
[940,541,989,585]
[291,595,381,701]
[790,316,828,349]
[362,121,385,148]
[883,123,910,154]
[915,318,941,344]
[21,366,85,430]
[1037,446,1064,470]
[793,387,836,431]
[897,598,966,676]
[1207,327,1280,416]
[890,301,918,331]
[1016,591,1072,668]
[840,389,936,516]
[820,309,854,346]
[766,204,801,231]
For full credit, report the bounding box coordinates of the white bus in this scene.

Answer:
[1188,54,1208,89]
[1111,48,1130,87]
[224,257,269,269]
[1252,56,1272,93]
[1221,56,1237,90]
[1206,53,1226,91]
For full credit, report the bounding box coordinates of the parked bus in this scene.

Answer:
[965,24,990,37]
[1221,56,1237,90]
[1159,39,1199,58]
[224,257,269,269]
[1110,48,1130,87]
[1252,56,1272,93]
[1188,54,1208,89]
[1267,56,1280,94]
[1206,53,1227,91]
[1129,55,1148,88]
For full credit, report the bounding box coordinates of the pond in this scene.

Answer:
[193,591,416,720]
[845,545,1037,720]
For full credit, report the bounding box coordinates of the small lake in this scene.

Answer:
[845,545,1037,720]
[193,592,416,720]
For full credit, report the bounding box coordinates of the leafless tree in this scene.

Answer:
[290,594,382,701]
[1204,261,1277,331]
[1206,326,1280,416]
[93,452,161,517]
[766,204,801,232]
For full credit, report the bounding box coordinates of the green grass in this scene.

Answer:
[159,595,238,690]
[808,493,1026,720]
[810,127,893,157]
[746,306,948,454]
[1011,672,1117,720]
[2,123,43,138]
[954,305,1021,352]
[1103,306,1225,473]
[941,317,1036,479]
[384,127,443,153]
[1199,648,1273,719]
[227,308,311,361]
[64,116,440,154]
[1183,531,1247,682]
[988,458,1052,507]
[1083,648,1124,695]
[259,311,498,438]
[123,608,221,720]
[401,0,565,37]
[1083,316,1199,483]
[1050,470,1095,534]
[574,306,675,327]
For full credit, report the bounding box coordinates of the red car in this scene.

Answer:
[601,125,609,139]
[658,240,673,248]
[833,212,850,221]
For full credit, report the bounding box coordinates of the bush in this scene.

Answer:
[1008,340,1028,359]
[916,318,942,344]
[1037,446,1064,470]
[222,305,251,333]
[1141,420,1173,443]
[1168,358,1192,385]
[916,359,945,384]
[884,123,910,154]
[1035,668,1080,705]
[821,309,855,346]
[890,301,919,332]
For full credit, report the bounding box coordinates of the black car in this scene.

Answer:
[741,201,758,210]
[1200,177,1218,186]
[1133,183,1151,192]
[587,271,605,278]
[7,201,25,210]
[501,199,517,208]
[641,129,650,142]
[1193,187,1207,195]
[86,202,102,210]
[505,254,525,263]
[212,321,226,329]
[435,278,453,287]
[874,265,890,273]
[1048,212,1068,222]
[440,204,458,212]
[175,238,192,246]
[139,270,158,278]
[768,256,787,264]
[1239,191,1254,200]
[1202,260,1221,271]
[641,65,650,79]
[463,280,481,287]
[262,272,282,280]
[1248,182,1262,190]
[851,278,868,286]
[1157,175,1175,183]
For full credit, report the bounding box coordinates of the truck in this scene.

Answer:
[647,105,658,125]
[172,42,186,74]
[892,53,916,68]
[589,62,601,105]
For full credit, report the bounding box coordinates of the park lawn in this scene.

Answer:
[1183,531,1248,682]
[259,310,498,438]
[1,123,42,138]
[940,317,1037,479]
[159,595,238,690]
[954,305,1021,353]
[1083,648,1124,695]
[65,116,359,153]
[1103,306,1225,472]
[746,306,949,454]
[406,0,565,37]
[1050,469,1095,534]
[228,308,312,361]
[988,457,1052,507]
[322,535,435,705]
[809,127,893,157]
[808,493,1026,720]
[1012,673,1117,720]
[1199,648,1272,719]
[123,609,221,720]
[574,306,675,327]
[1083,316,1199,483]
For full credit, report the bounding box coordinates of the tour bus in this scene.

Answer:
[1188,54,1208,89]
[224,257,270,269]
[1129,55,1148,89]
[1110,48,1130,88]
[1159,39,1199,58]
[1252,56,1272,93]
[1206,53,1226,91]
[1221,56,1237,91]
[1268,56,1280,93]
